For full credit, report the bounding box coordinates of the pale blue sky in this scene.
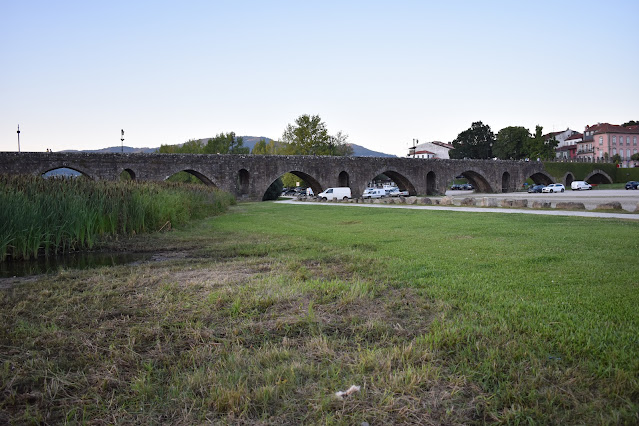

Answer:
[2,0,637,156]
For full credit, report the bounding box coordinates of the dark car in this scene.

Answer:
[527,184,545,193]
[625,181,639,190]
[450,184,463,190]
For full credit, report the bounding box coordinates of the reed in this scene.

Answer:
[0,175,235,261]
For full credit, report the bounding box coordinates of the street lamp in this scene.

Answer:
[121,129,124,153]
[17,125,21,152]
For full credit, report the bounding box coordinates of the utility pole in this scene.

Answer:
[121,129,124,153]
[17,125,21,152]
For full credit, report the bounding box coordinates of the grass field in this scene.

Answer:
[1,202,638,424]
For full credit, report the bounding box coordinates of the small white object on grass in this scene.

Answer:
[335,385,360,400]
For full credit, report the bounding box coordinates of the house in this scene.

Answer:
[556,132,581,160]
[544,128,579,149]
[408,141,453,159]
[580,123,639,167]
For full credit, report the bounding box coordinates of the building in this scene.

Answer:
[408,141,453,159]
[580,123,639,167]
[555,132,581,160]
[544,128,579,149]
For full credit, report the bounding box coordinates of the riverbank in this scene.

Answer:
[1,202,637,424]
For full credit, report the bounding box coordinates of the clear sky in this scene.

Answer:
[2,0,638,156]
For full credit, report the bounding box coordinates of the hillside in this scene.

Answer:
[61,137,396,157]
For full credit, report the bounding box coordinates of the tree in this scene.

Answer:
[159,132,249,155]
[631,152,639,161]
[524,125,557,160]
[281,114,353,156]
[251,139,283,155]
[159,139,205,154]
[622,120,639,127]
[449,121,495,159]
[262,178,283,201]
[494,126,529,160]
[204,132,249,154]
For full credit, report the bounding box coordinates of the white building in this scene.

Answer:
[408,141,453,159]
[544,129,578,149]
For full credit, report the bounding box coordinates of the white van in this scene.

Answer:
[363,188,387,199]
[318,187,351,201]
[571,181,592,190]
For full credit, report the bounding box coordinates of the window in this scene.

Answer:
[612,148,616,156]
[599,136,603,145]
[627,149,631,159]
[634,136,637,146]
[627,136,631,145]
[613,136,616,144]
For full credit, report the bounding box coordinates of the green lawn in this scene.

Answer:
[1,202,638,424]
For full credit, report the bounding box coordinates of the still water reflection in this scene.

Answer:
[0,252,152,278]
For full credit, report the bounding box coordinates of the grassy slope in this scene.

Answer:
[1,203,638,424]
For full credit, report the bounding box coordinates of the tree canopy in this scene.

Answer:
[449,121,495,159]
[493,126,530,160]
[280,114,353,156]
[159,132,249,155]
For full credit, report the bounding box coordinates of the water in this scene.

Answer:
[0,252,152,278]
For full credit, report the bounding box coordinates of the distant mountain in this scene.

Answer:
[62,146,157,153]
[59,137,395,157]
[349,144,395,157]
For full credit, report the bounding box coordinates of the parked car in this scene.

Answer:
[542,183,565,193]
[625,181,639,190]
[571,181,592,190]
[388,188,409,197]
[363,188,387,199]
[460,183,474,190]
[363,187,376,197]
[527,184,545,193]
[450,184,463,190]
[318,187,351,201]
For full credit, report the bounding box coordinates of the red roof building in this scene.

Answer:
[579,123,639,166]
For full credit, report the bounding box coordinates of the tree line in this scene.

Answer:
[158,114,352,195]
[449,121,557,161]
[158,114,352,157]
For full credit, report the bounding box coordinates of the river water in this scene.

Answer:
[0,252,152,278]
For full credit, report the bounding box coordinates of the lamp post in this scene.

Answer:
[121,129,124,153]
[17,125,21,152]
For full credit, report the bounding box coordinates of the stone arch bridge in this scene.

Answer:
[0,152,559,200]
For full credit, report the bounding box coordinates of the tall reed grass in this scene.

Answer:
[0,175,235,261]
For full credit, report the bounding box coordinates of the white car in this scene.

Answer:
[571,181,592,190]
[542,183,565,193]
[388,188,409,197]
[363,188,387,199]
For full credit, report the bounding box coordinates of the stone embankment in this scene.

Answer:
[297,196,639,213]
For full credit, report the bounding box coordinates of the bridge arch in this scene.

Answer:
[121,168,136,180]
[338,171,349,187]
[584,169,613,185]
[528,171,554,185]
[165,169,216,186]
[501,172,511,193]
[563,172,575,187]
[426,171,437,195]
[237,169,249,195]
[453,168,493,192]
[367,167,417,196]
[42,165,92,179]
[260,169,323,199]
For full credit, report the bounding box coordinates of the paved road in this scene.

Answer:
[278,189,639,220]
[444,189,639,211]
